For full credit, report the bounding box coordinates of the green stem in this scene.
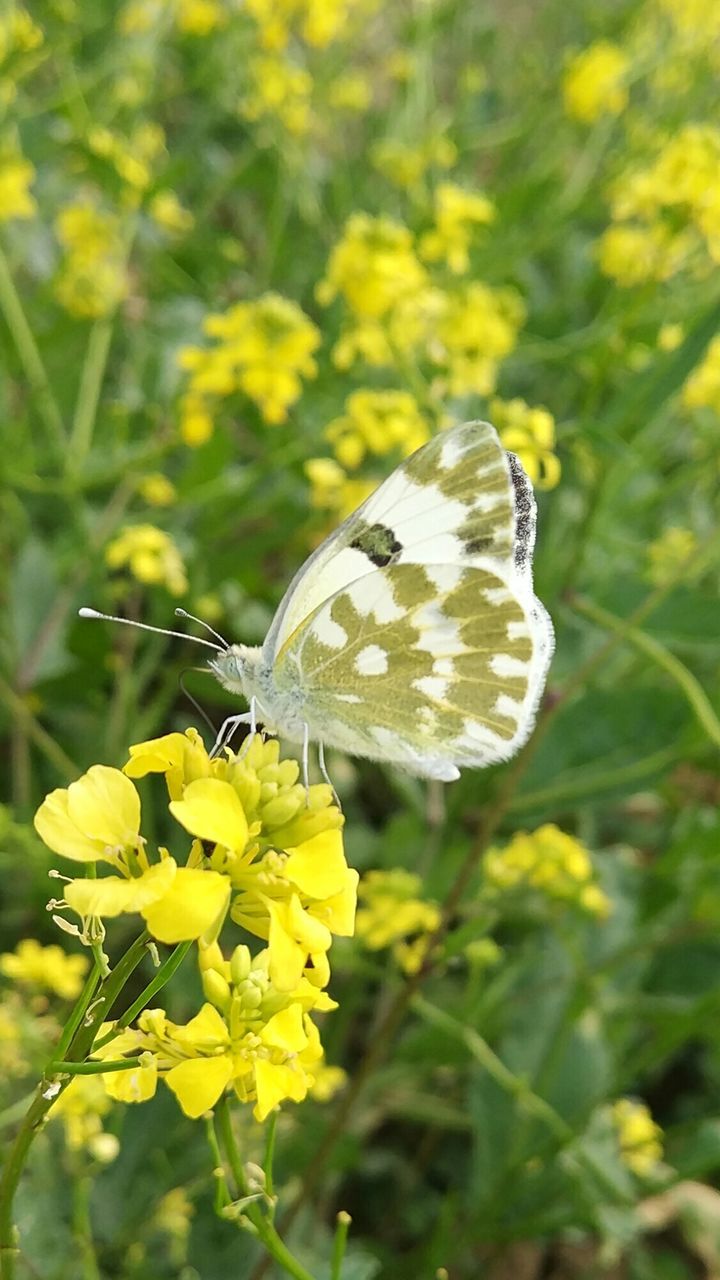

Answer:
[215,1097,316,1280]
[51,962,102,1063]
[53,1058,144,1075]
[0,932,149,1279]
[0,675,79,782]
[331,1213,351,1280]
[92,940,192,1051]
[572,596,720,749]
[67,317,115,478]
[0,243,67,454]
[72,1174,101,1280]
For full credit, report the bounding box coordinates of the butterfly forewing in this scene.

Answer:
[264,422,526,662]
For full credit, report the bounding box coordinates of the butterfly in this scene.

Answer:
[83,421,553,786]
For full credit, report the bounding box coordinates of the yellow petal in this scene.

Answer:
[102,1058,157,1103]
[34,789,105,862]
[260,1003,308,1054]
[312,869,359,937]
[253,1058,307,1121]
[284,829,349,899]
[169,779,249,851]
[141,867,230,943]
[65,859,177,919]
[265,895,332,992]
[66,766,141,847]
[171,1002,230,1052]
[124,733,188,777]
[165,1055,233,1118]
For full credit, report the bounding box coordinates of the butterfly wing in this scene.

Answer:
[270,559,551,780]
[263,421,537,663]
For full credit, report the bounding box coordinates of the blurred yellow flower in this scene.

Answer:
[683,335,720,413]
[87,122,166,195]
[0,151,36,221]
[310,1063,347,1102]
[646,526,698,586]
[138,473,177,507]
[54,200,128,318]
[105,523,188,595]
[597,222,692,286]
[178,393,214,446]
[176,0,227,35]
[304,457,376,521]
[490,396,561,489]
[179,292,320,425]
[149,190,195,236]
[50,1074,120,1162]
[324,389,430,470]
[0,939,88,1000]
[240,54,313,136]
[326,72,371,112]
[0,7,44,60]
[356,869,441,973]
[245,0,377,50]
[484,824,611,918]
[563,41,629,123]
[612,1098,664,1176]
[370,135,457,193]
[420,182,495,274]
[317,212,427,320]
[435,282,525,397]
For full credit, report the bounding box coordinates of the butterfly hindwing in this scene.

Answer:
[272,560,550,780]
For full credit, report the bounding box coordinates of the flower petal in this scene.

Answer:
[171,1002,231,1052]
[65,859,177,919]
[169,779,249,851]
[34,789,106,862]
[253,1059,307,1121]
[260,1003,308,1054]
[124,733,188,778]
[102,1057,157,1103]
[284,829,349,899]
[142,867,230,943]
[66,766,141,847]
[166,1055,233,1118]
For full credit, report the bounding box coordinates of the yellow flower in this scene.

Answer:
[96,947,328,1122]
[597,222,692,286]
[178,293,320,426]
[54,201,127,318]
[49,1074,120,1162]
[355,869,440,974]
[310,1063,347,1102]
[419,182,495,274]
[304,458,377,521]
[34,764,230,944]
[0,152,36,222]
[563,41,629,123]
[324,390,431,470]
[483,824,611,918]
[138,473,177,507]
[178,393,214,446]
[240,54,314,137]
[370,135,457,193]
[435,283,525,397]
[489,396,561,489]
[326,72,371,112]
[317,212,427,320]
[646,527,698,587]
[149,190,195,236]
[683,335,720,413]
[176,0,227,35]
[612,1099,664,1176]
[105,523,188,596]
[0,939,88,1000]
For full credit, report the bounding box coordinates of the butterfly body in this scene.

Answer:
[209,421,554,783]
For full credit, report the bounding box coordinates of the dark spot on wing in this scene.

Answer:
[350,521,403,567]
[465,532,497,554]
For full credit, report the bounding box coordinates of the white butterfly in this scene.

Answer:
[83,421,553,786]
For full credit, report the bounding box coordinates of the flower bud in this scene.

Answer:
[230,944,251,985]
[202,968,231,1013]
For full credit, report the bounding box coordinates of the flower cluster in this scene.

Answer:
[489,396,561,490]
[599,125,720,285]
[683,335,720,415]
[177,292,321,442]
[49,1075,120,1164]
[355,869,441,975]
[370,135,457,194]
[612,1098,664,1176]
[85,121,166,203]
[0,144,35,222]
[646,526,698,587]
[105,524,188,597]
[562,41,629,124]
[0,939,88,1002]
[53,200,128,319]
[245,0,377,51]
[33,731,357,1123]
[482,824,611,918]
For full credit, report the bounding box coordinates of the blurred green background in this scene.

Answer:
[2,0,720,1276]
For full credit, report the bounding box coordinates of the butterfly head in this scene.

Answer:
[209,644,263,697]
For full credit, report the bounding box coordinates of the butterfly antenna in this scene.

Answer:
[178,668,218,736]
[174,607,229,649]
[78,607,223,653]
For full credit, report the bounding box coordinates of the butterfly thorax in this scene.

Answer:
[210,644,308,742]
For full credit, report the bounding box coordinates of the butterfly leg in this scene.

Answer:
[210,698,257,758]
[318,741,341,808]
